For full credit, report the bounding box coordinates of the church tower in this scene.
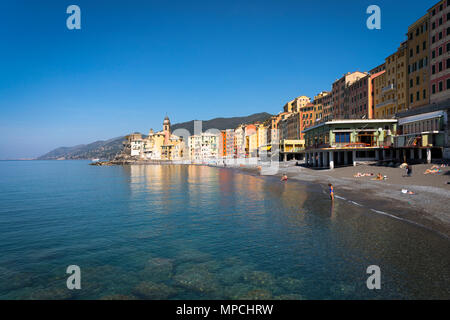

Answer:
[163,115,171,145]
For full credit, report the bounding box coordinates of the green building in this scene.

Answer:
[302,119,398,169]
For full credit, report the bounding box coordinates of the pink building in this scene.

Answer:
[428,0,450,104]
[347,74,370,119]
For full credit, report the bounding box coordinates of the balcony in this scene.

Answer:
[381,84,395,94]
[375,99,397,109]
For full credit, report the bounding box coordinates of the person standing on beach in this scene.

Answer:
[406,164,412,177]
[328,184,334,201]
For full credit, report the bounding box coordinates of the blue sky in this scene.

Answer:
[0,0,437,158]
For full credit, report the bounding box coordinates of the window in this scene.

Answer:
[410,79,414,87]
[447,79,450,90]
[416,45,420,54]
[432,50,436,59]
[335,133,350,143]
[432,36,436,44]
[432,84,436,94]
[416,91,420,101]
[439,17,443,26]
[439,47,443,56]
[439,81,443,92]
[423,41,426,50]
[416,76,420,85]
[439,32,443,40]
[447,43,450,52]
[423,90,426,100]
[410,94,414,103]
[432,65,436,74]
[439,62,443,72]
[410,49,413,57]
[432,22,436,30]
[447,58,450,68]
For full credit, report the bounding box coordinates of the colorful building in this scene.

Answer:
[428,0,450,104]
[224,129,235,158]
[407,14,430,109]
[347,74,370,119]
[283,96,310,113]
[189,133,219,162]
[303,119,397,169]
[332,71,368,119]
[125,116,184,161]
[300,103,315,134]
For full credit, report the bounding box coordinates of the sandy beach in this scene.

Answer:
[254,162,450,238]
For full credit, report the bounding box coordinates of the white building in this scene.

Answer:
[189,133,219,162]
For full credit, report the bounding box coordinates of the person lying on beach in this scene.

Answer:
[354,172,374,177]
[281,174,288,182]
[371,173,387,181]
[424,168,441,174]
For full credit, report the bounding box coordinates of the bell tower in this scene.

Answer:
[163,115,171,145]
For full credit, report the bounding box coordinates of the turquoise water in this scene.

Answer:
[0,160,449,300]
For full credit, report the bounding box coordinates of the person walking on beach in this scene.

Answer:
[281,174,288,182]
[328,183,334,201]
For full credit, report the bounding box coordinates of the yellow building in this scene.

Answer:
[283,95,310,113]
[313,92,330,123]
[396,41,408,113]
[373,70,387,118]
[375,41,409,118]
[127,116,184,161]
[248,133,259,157]
[407,14,430,109]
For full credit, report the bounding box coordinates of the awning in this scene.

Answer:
[260,146,272,151]
[398,110,444,125]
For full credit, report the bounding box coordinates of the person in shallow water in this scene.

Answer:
[328,183,334,201]
[281,174,288,181]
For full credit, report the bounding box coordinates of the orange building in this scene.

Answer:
[300,103,316,138]
[219,130,227,157]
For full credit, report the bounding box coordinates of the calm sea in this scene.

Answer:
[0,160,449,299]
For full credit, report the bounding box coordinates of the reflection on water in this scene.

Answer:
[0,161,449,299]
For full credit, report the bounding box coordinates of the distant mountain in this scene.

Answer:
[171,112,272,134]
[37,112,273,160]
[37,137,125,160]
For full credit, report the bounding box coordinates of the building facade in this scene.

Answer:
[125,116,184,161]
[332,71,368,119]
[428,0,450,104]
[407,14,430,109]
[189,133,219,162]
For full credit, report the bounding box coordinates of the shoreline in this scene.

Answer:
[234,162,450,239]
[90,159,450,239]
